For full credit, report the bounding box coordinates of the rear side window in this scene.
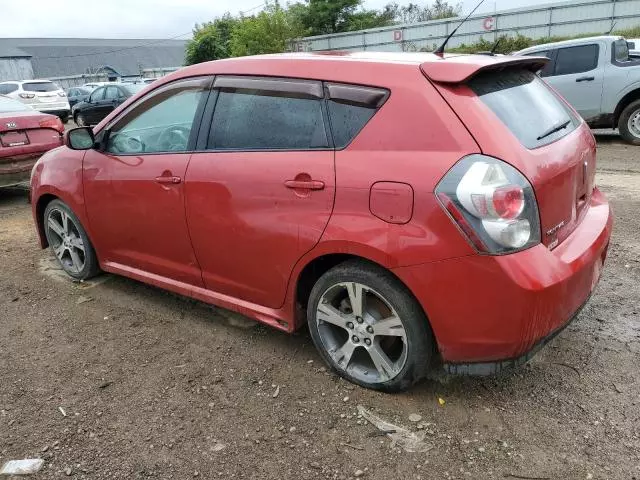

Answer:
[469,69,578,149]
[613,39,630,63]
[0,83,19,94]
[209,87,328,150]
[554,44,599,75]
[23,81,58,92]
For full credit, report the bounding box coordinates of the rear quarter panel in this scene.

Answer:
[319,68,479,267]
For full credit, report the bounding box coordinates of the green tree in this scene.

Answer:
[185,14,238,65]
[230,3,304,56]
[294,0,361,35]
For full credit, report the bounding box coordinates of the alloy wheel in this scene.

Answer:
[628,108,640,140]
[315,282,408,384]
[46,208,86,275]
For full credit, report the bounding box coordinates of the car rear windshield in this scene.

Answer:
[23,81,58,92]
[468,69,579,149]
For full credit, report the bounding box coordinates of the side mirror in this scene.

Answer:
[65,127,95,150]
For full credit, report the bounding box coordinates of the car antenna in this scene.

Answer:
[434,0,486,56]
[490,37,502,54]
[605,21,617,34]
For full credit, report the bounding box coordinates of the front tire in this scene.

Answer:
[75,113,86,127]
[43,199,100,280]
[618,99,640,146]
[307,260,434,392]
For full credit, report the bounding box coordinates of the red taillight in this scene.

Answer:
[39,117,64,133]
[19,93,35,99]
[436,155,541,254]
[492,185,524,220]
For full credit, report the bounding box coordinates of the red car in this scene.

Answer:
[30,53,612,391]
[0,96,63,188]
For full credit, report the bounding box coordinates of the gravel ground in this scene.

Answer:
[0,134,638,480]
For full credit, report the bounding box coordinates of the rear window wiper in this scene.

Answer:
[536,119,571,141]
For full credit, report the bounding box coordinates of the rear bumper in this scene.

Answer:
[0,154,39,187]
[392,187,612,366]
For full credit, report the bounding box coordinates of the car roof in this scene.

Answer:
[160,51,546,86]
[516,35,623,54]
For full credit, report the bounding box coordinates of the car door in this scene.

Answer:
[83,76,212,286]
[98,85,122,121]
[185,75,335,309]
[542,43,604,121]
[85,87,105,124]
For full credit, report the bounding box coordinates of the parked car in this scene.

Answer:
[0,95,63,188]
[30,52,612,391]
[516,36,640,144]
[72,83,145,126]
[0,80,70,123]
[66,87,92,108]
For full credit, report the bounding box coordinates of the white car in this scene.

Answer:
[81,82,112,90]
[0,80,70,122]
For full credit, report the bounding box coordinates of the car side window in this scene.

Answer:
[0,83,18,94]
[208,76,328,150]
[90,87,105,102]
[104,77,210,155]
[554,44,599,76]
[104,86,120,100]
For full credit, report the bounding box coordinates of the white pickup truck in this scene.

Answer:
[517,36,640,145]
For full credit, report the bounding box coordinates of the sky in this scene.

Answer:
[0,0,546,38]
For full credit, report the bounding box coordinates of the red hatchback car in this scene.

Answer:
[30,52,612,391]
[0,95,63,188]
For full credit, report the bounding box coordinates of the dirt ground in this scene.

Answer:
[0,133,638,480]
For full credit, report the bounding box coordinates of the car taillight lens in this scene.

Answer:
[39,117,64,133]
[436,155,541,254]
[19,93,35,99]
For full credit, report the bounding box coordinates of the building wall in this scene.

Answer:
[0,58,34,81]
[295,0,640,52]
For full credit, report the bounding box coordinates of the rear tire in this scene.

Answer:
[307,260,434,392]
[43,199,100,280]
[618,99,640,146]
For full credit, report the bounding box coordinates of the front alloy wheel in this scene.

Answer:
[308,261,434,392]
[44,199,100,280]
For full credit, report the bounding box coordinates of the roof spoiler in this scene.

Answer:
[421,55,548,83]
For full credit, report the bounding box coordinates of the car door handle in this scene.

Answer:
[155,176,182,184]
[284,179,325,190]
[576,76,595,82]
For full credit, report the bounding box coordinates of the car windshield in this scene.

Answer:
[121,84,145,96]
[0,96,32,112]
[468,69,579,149]
[23,81,59,92]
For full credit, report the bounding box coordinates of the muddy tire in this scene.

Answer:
[43,199,100,280]
[307,260,434,392]
[618,99,640,146]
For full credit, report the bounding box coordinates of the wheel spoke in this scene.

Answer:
[70,236,85,252]
[317,303,349,329]
[345,282,364,318]
[60,211,69,235]
[47,217,65,238]
[53,244,66,260]
[368,343,399,382]
[330,341,357,369]
[374,314,405,337]
[69,249,83,271]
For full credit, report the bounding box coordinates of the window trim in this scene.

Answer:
[203,75,332,153]
[96,76,213,156]
[198,75,388,153]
